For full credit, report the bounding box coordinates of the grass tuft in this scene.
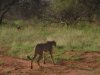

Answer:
[0,21,100,61]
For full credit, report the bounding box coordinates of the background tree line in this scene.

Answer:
[0,0,100,25]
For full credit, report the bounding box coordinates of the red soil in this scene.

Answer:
[0,51,100,75]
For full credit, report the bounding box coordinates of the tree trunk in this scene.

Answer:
[0,17,3,24]
[0,7,10,25]
[0,0,19,25]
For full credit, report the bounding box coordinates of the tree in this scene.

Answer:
[48,0,100,24]
[0,0,19,24]
[0,0,50,24]
[79,0,100,22]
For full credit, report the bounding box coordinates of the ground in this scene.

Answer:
[0,51,100,75]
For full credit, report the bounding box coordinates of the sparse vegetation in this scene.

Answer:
[0,21,100,62]
[0,0,100,75]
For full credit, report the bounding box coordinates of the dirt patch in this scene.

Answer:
[0,51,100,75]
[0,47,10,54]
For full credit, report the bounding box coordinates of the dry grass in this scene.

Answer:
[0,21,100,60]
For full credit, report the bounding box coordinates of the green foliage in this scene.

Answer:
[1,0,100,25]
[0,22,100,60]
[52,0,74,13]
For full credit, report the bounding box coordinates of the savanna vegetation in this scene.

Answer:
[0,0,100,62]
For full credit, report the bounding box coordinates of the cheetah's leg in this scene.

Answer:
[43,52,46,64]
[37,54,43,67]
[50,51,55,65]
[31,53,37,69]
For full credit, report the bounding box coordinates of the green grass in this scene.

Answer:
[0,21,100,61]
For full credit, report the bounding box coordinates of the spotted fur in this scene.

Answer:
[29,41,56,69]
